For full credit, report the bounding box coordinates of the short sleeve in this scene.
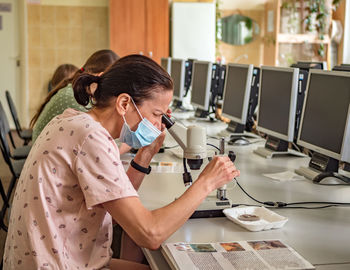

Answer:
[74,129,138,209]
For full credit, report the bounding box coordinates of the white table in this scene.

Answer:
[137,120,350,270]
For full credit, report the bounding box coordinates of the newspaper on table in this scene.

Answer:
[161,240,315,270]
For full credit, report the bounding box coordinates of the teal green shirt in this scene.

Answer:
[32,84,88,142]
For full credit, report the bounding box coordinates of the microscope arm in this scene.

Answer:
[167,122,187,150]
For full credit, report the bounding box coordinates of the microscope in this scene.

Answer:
[162,114,235,218]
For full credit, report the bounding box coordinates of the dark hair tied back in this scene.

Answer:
[73,54,173,109]
[73,74,101,106]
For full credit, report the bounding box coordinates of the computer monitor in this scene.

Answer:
[161,57,171,74]
[209,64,226,117]
[332,65,350,72]
[221,64,254,133]
[296,70,350,178]
[184,59,195,96]
[254,66,301,157]
[170,59,186,106]
[191,61,212,117]
[297,61,327,70]
[210,64,226,101]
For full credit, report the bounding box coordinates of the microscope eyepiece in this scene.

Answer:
[161,114,174,129]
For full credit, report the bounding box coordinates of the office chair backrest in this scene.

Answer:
[0,100,17,149]
[0,121,12,168]
[0,102,13,165]
[5,90,22,133]
[0,101,11,134]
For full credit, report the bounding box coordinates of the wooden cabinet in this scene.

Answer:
[109,0,169,64]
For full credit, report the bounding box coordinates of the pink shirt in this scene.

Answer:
[4,109,138,269]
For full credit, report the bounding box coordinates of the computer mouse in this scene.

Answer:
[318,177,346,185]
[228,137,250,146]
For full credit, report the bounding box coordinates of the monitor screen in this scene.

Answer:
[161,58,170,73]
[298,71,350,159]
[257,67,298,142]
[222,64,253,124]
[191,61,211,110]
[171,59,185,99]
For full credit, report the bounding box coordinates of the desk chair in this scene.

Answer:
[0,101,31,159]
[5,90,32,145]
[0,122,25,232]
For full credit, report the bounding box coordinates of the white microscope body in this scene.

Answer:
[162,115,232,216]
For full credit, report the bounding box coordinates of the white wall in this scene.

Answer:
[0,0,20,129]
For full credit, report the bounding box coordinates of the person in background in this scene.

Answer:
[30,49,119,142]
[3,55,240,269]
[48,64,78,93]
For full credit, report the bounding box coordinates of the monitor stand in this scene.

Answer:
[172,99,188,112]
[172,99,182,108]
[254,136,305,159]
[227,120,245,133]
[218,121,259,139]
[295,152,339,180]
[194,108,209,118]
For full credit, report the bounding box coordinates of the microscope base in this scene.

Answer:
[190,196,232,219]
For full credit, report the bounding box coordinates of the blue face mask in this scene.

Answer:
[119,99,161,149]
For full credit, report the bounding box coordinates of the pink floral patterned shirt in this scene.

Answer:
[3,109,138,269]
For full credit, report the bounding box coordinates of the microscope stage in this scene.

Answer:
[190,196,232,218]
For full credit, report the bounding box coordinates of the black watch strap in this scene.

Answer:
[130,159,152,174]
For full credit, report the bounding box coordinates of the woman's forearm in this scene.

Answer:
[147,176,212,247]
[104,175,212,250]
[126,148,153,190]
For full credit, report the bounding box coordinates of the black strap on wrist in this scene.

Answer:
[130,159,152,174]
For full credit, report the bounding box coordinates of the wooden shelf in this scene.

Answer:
[277,33,330,44]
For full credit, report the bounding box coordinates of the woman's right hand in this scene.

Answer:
[198,156,240,192]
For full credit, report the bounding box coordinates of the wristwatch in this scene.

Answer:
[130,159,152,174]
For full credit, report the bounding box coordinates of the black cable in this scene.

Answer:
[284,201,350,206]
[182,158,193,186]
[207,135,222,140]
[235,180,265,205]
[231,203,344,210]
[183,158,188,173]
[163,145,179,149]
[274,205,344,209]
[207,143,220,152]
[234,178,350,208]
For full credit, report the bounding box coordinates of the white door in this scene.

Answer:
[172,2,216,62]
[0,0,20,129]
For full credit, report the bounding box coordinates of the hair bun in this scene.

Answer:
[73,74,100,106]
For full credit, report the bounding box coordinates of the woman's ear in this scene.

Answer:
[115,94,131,116]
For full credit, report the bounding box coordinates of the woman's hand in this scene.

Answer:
[198,156,240,192]
[119,143,132,155]
[139,131,166,158]
[133,108,171,167]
